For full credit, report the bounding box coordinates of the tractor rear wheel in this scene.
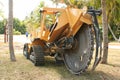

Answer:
[30,45,45,66]
[23,43,29,59]
[63,24,94,74]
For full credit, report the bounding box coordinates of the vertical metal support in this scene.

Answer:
[92,11,102,70]
[87,8,102,70]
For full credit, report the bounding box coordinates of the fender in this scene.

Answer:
[28,38,47,53]
[66,8,93,36]
[80,13,93,25]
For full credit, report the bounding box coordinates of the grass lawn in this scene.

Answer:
[0,42,120,80]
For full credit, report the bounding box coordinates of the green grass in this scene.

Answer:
[0,43,120,80]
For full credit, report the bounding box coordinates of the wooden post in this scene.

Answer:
[101,0,108,64]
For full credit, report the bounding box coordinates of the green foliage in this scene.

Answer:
[0,18,26,34]
[106,0,120,23]
[69,0,120,41]
[105,0,120,40]
[60,0,98,8]
[13,18,26,34]
[0,20,4,34]
[24,1,45,33]
[108,21,120,40]
[13,29,21,35]
[24,0,120,41]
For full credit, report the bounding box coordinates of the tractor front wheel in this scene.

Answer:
[30,45,45,66]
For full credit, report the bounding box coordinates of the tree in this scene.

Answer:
[101,0,108,64]
[0,10,4,19]
[106,0,120,40]
[54,0,87,8]
[0,20,4,34]
[24,1,44,32]
[8,0,16,61]
[13,18,26,34]
[0,18,26,34]
[90,0,120,40]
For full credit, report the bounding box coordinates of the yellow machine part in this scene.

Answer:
[32,7,92,43]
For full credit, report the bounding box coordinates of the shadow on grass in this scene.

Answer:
[37,57,119,80]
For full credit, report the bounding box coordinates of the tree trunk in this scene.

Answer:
[8,0,16,61]
[101,0,108,64]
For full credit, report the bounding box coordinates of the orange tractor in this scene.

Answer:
[23,4,102,74]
